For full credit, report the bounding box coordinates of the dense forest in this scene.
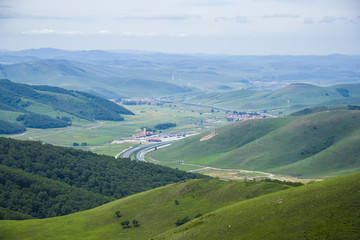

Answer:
[0,119,26,134]
[155,122,177,130]
[0,165,113,218]
[0,137,209,218]
[0,79,134,124]
[16,113,70,129]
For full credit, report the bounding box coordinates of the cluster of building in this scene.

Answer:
[132,128,190,143]
[226,113,266,121]
[132,128,154,138]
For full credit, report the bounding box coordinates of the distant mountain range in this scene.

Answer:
[0,48,359,98]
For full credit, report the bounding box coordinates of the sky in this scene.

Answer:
[0,0,359,55]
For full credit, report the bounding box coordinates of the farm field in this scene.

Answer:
[4,102,230,156]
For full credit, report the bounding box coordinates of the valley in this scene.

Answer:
[0,49,359,239]
[1,0,360,237]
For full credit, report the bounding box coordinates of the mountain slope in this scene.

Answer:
[0,179,292,240]
[155,171,360,240]
[0,59,194,98]
[0,137,208,200]
[0,79,134,128]
[149,110,360,178]
[189,83,360,113]
[0,164,113,218]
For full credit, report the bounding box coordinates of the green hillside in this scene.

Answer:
[0,179,292,240]
[1,172,358,239]
[0,79,134,132]
[155,171,360,240]
[189,83,360,114]
[0,164,113,218]
[149,110,360,178]
[0,137,209,219]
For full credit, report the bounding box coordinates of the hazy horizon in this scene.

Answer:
[1,0,359,55]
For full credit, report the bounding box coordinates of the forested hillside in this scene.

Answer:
[0,137,209,218]
[0,79,134,132]
[0,165,113,218]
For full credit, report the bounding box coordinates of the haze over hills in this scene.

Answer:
[149,109,360,179]
[0,49,359,98]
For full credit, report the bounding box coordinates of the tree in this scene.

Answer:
[114,210,122,218]
[175,216,191,226]
[121,220,131,228]
[133,219,140,227]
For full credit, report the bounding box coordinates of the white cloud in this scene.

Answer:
[262,14,300,19]
[214,16,250,23]
[303,18,314,24]
[97,30,113,35]
[319,16,337,23]
[118,14,202,21]
[119,32,189,38]
[22,29,85,35]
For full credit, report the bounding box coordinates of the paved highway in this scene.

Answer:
[120,140,177,161]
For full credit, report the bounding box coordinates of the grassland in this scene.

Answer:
[4,103,229,155]
[1,172,358,239]
[149,110,360,179]
[0,179,292,240]
[155,171,360,240]
[188,83,360,116]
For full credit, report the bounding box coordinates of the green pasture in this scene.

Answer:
[149,110,360,179]
[155,171,360,240]
[0,179,291,240]
[3,103,229,155]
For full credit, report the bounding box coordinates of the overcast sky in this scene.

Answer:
[0,0,359,55]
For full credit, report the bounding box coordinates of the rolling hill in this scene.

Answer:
[0,79,134,132]
[155,171,360,240]
[1,49,360,98]
[0,172,358,239]
[0,59,194,98]
[0,137,209,219]
[188,83,360,114]
[149,109,360,179]
[0,178,293,239]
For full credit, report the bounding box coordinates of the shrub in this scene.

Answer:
[133,219,140,227]
[121,220,131,228]
[114,211,122,218]
[175,216,191,226]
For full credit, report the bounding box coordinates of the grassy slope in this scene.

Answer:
[149,110,360,178]
[155,171,360,240]
[189,83,360,112]
[0,179,291,240]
